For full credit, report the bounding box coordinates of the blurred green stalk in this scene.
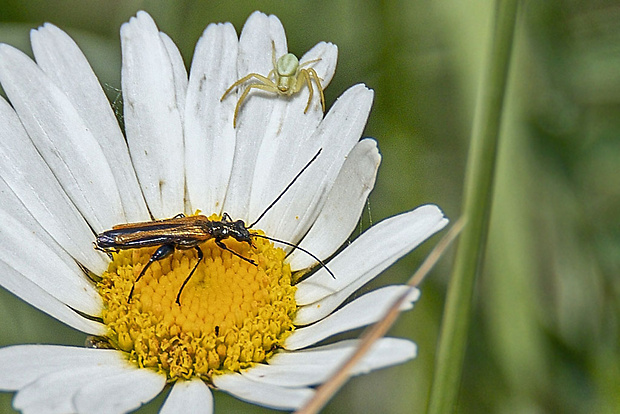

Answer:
[426,1,519,413]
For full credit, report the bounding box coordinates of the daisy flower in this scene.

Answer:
[0,10,448,414]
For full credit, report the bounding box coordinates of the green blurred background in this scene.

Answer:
[0,1,618,413]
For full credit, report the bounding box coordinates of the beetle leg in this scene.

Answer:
[215,239,257,266]
[128,244,175,302]
[176,246,204,305]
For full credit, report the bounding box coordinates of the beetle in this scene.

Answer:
[221,41,325,128]
[95,149,333,304]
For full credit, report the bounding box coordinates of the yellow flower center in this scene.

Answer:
[97,221,296,382]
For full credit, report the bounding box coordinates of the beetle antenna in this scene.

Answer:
[252,233,335,279]
[248,148,322,229]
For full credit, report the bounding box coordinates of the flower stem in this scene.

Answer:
[426,1,519,413]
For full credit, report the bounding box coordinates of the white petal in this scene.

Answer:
[0,173,104,326]
[0,96,108,274]
[121,11,184,218]
[243,337,416,387]
[213,373,313,411]
[160,379,213,414]
[0,259,104,334]
[222,11,288,221]
[184,22,238,216]
[287,286,419,350]
[11,357,163,414]
[259,84,374,245]
[289,138,380,270]
[346,338,417,375]
[296,204,448,305]
[272,338,416,366]
[0,44,125,232]
[0,208,101,314]
[295,284,420,326]
[159,31,188,124]
[14,365,130,414]
[0,345,125,390]
[73,367,166,414]
[30,23,149,222]
[0,178,88,278]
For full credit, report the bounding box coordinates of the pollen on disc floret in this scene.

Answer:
[97,219,296,382]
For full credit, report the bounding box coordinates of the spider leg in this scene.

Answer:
[297,69,315,114]
[306,68,326,112]
[221,73,262,101]
[271,40,278,70]
[233,79,279,127]
[298,57,322,69]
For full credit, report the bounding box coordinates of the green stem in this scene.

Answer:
[426,1,519,413]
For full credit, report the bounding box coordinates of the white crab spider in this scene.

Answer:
[221,42,326,128]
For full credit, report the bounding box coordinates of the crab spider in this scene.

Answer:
[221,42,326,128]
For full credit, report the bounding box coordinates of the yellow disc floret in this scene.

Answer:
[97,224,296,382]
